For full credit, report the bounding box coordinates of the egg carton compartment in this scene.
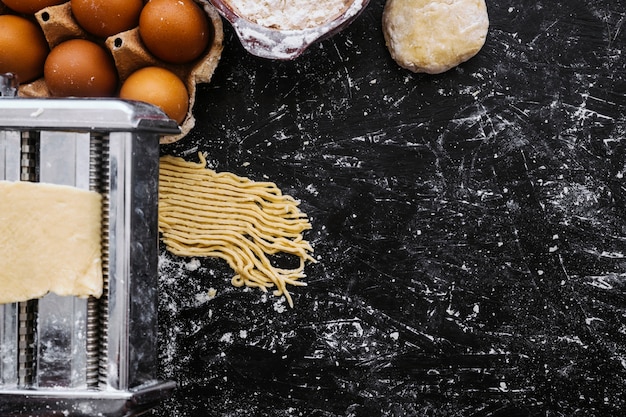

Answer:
[3,0,223,144]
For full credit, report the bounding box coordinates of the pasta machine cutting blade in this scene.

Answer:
[0,73,180,417]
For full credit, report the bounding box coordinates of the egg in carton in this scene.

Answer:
[12,0,224,144]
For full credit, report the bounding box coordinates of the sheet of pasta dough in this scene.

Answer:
[0,180,103,304]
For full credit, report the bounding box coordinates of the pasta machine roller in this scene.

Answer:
[0,73,180,416]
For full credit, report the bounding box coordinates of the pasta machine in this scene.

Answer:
[0,73,179,416]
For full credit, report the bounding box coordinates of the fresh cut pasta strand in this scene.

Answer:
[159,194,309,231]
[160,218,314,260]
[158,152,316,307]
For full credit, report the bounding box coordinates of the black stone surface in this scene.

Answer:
[150,0,626,415]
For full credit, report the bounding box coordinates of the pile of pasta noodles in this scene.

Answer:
[158,153,315,307]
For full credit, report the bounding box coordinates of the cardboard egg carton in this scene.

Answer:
[9,0,224,144]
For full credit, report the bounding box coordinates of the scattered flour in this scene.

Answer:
[185,258,201,271]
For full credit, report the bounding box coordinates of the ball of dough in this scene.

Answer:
[382,0,489,74]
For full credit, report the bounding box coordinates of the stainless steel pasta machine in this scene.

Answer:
[0,73,179,416]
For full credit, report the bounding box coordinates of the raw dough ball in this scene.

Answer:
[382,0,489,74]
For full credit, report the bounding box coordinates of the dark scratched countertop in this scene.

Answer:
[150,0,626,416]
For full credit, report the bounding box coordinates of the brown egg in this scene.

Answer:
[71,0,144,38]
[139,0,211,64]
[119,66,188,124]
[44,39,118,97]
[0,15,49,84]
[2,0,66,14]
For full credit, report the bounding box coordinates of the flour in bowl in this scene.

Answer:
[226,0,354,30]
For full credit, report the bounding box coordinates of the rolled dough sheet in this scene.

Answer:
[0,180,103,304]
